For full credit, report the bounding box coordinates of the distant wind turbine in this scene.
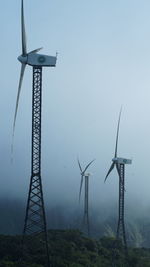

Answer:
[78,158,95,236]
[105,108,132,252]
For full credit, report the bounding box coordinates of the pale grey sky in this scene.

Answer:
[1,1,150,216]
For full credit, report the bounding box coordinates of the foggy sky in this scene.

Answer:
[1,0,150,224]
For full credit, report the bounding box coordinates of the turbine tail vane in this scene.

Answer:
[114,107,122,158]
[104,162,115,182]
[21,0,27,55]
[28,47,43,54]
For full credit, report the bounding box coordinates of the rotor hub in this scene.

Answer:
[18,55,27,64]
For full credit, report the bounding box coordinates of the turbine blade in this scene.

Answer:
[104,162,115,182]
[13,63,26,134]
[79,175,84,202]
[114,107,122,158]
[28,47,43,54]
[83,159,95,173]
[21,0,27,55]
[77,158,82,172]
[116,163,121,178]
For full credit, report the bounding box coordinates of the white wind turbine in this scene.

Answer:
[13,1,57,266]
[78,158,95,236]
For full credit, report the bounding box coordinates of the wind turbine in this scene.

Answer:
[105,109,132,252]
[14,0,57,266]
[78,159,95,236]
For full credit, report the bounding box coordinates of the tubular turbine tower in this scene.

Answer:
[105,109,132,252]
[13,0,57,265]
[78,159,95,236]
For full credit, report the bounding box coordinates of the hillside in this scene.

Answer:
[0,230,150,266]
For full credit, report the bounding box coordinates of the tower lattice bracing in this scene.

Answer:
[23,66,50,266]
[116,163,127,251]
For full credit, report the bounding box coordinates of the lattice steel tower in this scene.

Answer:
[13,1,57,266]
[104,109,132,251]
[22,66,50,264]
[116,163,126,247]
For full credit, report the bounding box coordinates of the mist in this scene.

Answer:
[1,0,150,250]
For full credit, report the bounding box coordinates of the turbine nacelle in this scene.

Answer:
[112,157,132,165]
[84,172,91,177]
[27,53,57,67]
[80,171,92,177]
[18,53,57,67]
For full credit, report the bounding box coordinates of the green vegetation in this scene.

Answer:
[0,230,150,266]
